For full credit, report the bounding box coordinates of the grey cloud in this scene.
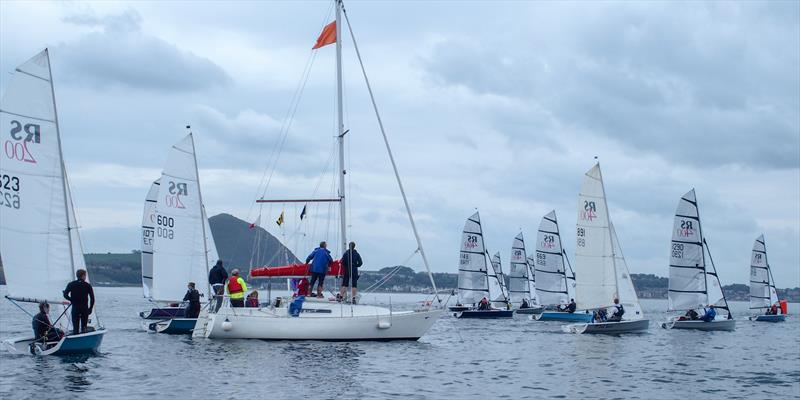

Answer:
[420,2,799,170]
[58,10,231,91]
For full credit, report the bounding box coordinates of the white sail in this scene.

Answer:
[0,49,85,303]
[150,134,215,302]
[534,211,570,306]
[202,204,219,273]
[488,252,507,307]
[574,163,617,310]
[457,212,489,305]
[610,222,643,319]
[141,179,160,298]
[749,235,776,310]
[668,189,707,311]
[508,232,530,307]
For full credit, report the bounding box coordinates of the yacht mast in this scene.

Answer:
[335,0,347,257]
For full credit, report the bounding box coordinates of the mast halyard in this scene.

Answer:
[335,0,347,257]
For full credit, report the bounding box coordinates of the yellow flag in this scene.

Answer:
[276,211,284,226]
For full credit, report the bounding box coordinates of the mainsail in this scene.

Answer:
[488,252,508,307]
[141,179,160,298]
[0,49,87,303]
[668,189,707,311]
[458,212,490,305]
[508,232,530,307]
[150,134,217,302]
[534,211,570,306]
[749,235,777,310]
[574,163,642,319]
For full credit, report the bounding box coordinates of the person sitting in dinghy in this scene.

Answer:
[32,302,64,345]
[607,298,625,322]
[306,241,333,298]
[593,308,608,322]
[183,282,202,318]
[700,305,717,322]
[565,299,577,314]
[521,299,530,309]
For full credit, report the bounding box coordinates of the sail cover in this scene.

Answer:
[508,232,530,307]
[141,179,160,298]
[457,212,489,305]
[151,134,216,301]
[574,163,617,310]
[0,49,85,303]
[749,235,775,310]
[534,211,570,306]
[488,252,507,306]
[668,189,707,311]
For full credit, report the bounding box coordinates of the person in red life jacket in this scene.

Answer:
[246,291,259,308]
[63,269,95,335]
[768,303,779,315]
[226,269,248,307]
[305,241,333,298]
[296,278,310,297]
[478,297,490,310]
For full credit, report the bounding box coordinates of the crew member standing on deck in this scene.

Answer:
[339,242,363,303]
[208,260,228,312]
[306,241,333,298]
[227,269,248,307]
[183,282,202,318]
[63,269,95,335]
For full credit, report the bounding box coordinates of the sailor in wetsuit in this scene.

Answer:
[32,302,64,344]
[183,282,202,318]
[63,269,95,335]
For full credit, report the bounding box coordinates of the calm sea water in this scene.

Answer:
[0,286,798,399]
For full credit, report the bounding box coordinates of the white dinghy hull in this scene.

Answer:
[661,318,736,331]
[196,305,442,341]
[563,319,649,334]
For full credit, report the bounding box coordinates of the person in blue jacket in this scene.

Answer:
[306,241,333,298]
[700,305,717,322]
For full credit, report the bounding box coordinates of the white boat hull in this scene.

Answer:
[563,319,650,334]
[661,318,736,331]
[194,303,442,341]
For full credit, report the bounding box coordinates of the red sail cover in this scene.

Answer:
[250,260,342,278]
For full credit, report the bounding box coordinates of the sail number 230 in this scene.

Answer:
[0,173,21,209]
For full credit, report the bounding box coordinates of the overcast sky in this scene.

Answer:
[1,1,798,287]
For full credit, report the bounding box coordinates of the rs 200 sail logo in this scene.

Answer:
[5,120,40,164]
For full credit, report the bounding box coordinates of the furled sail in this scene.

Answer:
[668,189,707,311]
[508,232,530,307]
[150,134,217,302]
[0,49,86,303]
[534,211,570,306]
[141,179,160,298]
[457,212,489,305]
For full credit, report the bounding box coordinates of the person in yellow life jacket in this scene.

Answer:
[227,269,248,308]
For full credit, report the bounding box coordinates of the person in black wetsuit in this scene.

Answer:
[63,269,95,335]
[32,302,63,344]
[339,242,364,303]
[183,282,202,318]
[208,260,228,312]
[565,299,577,313]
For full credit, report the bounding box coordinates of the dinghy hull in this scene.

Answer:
[140,307,186,319]
[3,329,106,356]
[661,318,736,331]
[514,307,544,315]
[535,311,593,322]
[197,305,442,341]
[749,314,786,322]
[564,319,649,334]
[448,306,470,312]
[455,310,514,319]
[148,318,198,334]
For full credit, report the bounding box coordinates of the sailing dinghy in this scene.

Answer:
[511,233,543,315]
[451,212,513,318]
[661,190,735,331]
[1,49,106,355]
[563,163,649,334]
[532,211,591,322]
[749,235,787,322]
[191,1,442,340]
[139,133,219,334]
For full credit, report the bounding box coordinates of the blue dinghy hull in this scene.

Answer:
[140,307,186,319]
[535,311,593,322]
[149,318,198,334]
[3,329,106,356]
[750,314,786,322]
